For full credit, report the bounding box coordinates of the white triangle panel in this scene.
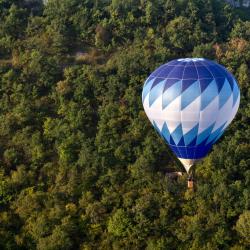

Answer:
[153,119,165,131]
[198,95,219,135]
[162,95,182,113]
[143,94,162,121]
[165,120,181,134]
[212,94,233,133]
[222,94,240,130]
[181,96,201,134]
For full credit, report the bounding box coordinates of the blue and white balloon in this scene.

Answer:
[142,58,240,173]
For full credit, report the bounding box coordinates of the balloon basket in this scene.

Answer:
[187,173,194,190]
[187,180,194,189]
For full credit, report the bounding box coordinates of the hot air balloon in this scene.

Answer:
[142,58,240,185]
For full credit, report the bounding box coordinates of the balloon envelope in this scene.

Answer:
[142,58,240,172]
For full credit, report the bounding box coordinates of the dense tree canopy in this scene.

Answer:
[0,0,249,249]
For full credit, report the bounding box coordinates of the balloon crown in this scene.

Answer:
[177,58,205,62]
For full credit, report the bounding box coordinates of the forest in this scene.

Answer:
[0,0,249,249]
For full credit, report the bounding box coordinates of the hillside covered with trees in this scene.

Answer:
[0,0,250,249]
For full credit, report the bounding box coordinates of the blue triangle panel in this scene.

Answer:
[232,80,240,106]
[169,135,176,145]
[144,76,154,87]
[216,77,226,92]
[207,65,225,78]
[150,65,166,77]
[151,77,165,90]
[149,80,165,107]
[217,64,229,77]
[199,78,214,93]
[182,79,196,92]
[169,146,187,159]
[218,79,232,109]
[183,124,199,146]
[200,79,218,110]
[171,124,183,145]
[162,80,182,109]
[167,66,185,78]
[142,77,155,102]
[189,136,197,147]
[196,66,213,79]
[181,81,200,110]
[177,137,185,146]
[157,66,174,78]
[163,78,180,92]
[196,123,215,145]
[161,122,171,143]
[206,123,226,145]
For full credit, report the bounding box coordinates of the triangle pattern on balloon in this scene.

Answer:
[206,122,226,145]
[169,135,176,145]
[162,80,182,109]
[216,77,226,93]
[223,93,240,130]
[181,95,201,135]
[200,79,218,110]
[218,78,232,109]
[183,123,199,146]
[167,66,185,78]
[196,66,213,79]
[151,77,165,90]
[199,78,214,93]
[198,95,219,135]
[149,79,165,107]
[142,77,155,102]
[157,66,175,78]
[165,119,181,134]
[153,119,165,131]
[187,135,197,147]
[163,78,181,92]
[232,80,240,106]
[181,80,201,110]
[212,93,233,133]
[151,64,165,77]
[207,65,224,78]
[182,79,196,93]
[177,137,185,146]
[171,124,183,145]
[196,123,215,146]
[161,122,171,143]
